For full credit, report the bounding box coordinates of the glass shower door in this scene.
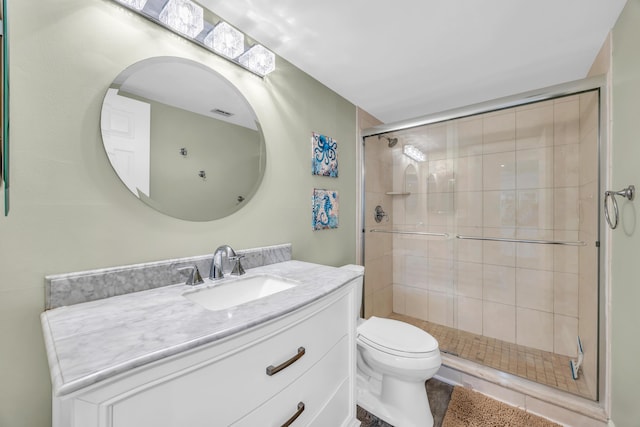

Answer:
[363,89,600,400]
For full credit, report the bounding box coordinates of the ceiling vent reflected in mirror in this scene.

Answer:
[112,0,276,76]
[211,108,234,117]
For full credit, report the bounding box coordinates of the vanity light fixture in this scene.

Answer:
[403,145,427,162]
[109,0,276,77]
[116,0,148,10]
[238,44,276,76]
[159,0,204,38]
[204,22,245,59]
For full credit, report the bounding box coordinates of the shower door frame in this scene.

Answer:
[359,75,610,412]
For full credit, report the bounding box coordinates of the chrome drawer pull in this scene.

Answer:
[266,347,305,376]
[280,402,305,427]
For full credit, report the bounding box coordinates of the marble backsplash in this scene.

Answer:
[45,243,292,309]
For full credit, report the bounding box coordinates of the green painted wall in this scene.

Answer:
[611,0,640,424]
[0,1,357,426]
[143,96,263,221]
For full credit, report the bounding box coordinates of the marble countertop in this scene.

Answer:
[41,260,361,397]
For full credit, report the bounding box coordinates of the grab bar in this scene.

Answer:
[369,229,449,238]
[455,235,586,246]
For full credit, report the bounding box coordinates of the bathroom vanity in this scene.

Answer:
[41,256,361,427]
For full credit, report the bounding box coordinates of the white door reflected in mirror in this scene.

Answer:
[101,88,151,198]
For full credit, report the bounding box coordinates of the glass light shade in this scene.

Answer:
[159,0,204,38]
[204,22,245,59]
[238,44,276,76]
[116,0,147,10]
[403,145,427,162]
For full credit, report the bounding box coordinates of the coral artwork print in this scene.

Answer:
[312,132,338,177]
[312,189,339,230]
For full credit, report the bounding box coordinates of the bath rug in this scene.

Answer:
[442,386,562,427]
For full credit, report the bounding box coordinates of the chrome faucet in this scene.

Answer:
[210,245,246,280]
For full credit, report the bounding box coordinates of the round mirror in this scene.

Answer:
[100,56,266,221]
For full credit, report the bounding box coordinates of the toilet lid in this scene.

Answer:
[357,317,438,355]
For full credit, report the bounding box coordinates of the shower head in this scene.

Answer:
[378,135,398,147]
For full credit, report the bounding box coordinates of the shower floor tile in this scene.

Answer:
[388,313,593,399]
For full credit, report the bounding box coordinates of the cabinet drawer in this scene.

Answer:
[231,335,349,427]
[110,293,349,427]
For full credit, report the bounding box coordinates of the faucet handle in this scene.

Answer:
[229,254,246,276]
[178,265,205,286]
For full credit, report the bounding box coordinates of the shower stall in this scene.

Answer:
[361,79,604,402]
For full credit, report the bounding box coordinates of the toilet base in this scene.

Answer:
[357,372,434,427]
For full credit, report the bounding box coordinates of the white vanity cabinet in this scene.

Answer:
[52,283,359,427]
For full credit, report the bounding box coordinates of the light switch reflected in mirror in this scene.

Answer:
[100,56,266,221]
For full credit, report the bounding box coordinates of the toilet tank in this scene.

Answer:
[340,264,364,319]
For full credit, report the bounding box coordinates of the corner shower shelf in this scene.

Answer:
[385,191,411,196]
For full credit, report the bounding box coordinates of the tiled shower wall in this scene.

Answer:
[385,93,598,364]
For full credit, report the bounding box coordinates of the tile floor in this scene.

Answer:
[388,313,593,399]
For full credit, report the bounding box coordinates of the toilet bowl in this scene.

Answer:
[341,265,442,427]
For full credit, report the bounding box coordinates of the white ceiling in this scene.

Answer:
[200,0,627,124]
[116,57,258,130]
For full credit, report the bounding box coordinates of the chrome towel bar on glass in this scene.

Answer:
[455,235,586,246]
[369,229,449,238]
[604,185,635,229]
[368,230,584,246]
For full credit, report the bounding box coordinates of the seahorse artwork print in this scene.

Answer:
[312,189,339,230]
[311,132,338,177]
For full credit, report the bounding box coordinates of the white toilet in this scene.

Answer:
[341,265,442,427]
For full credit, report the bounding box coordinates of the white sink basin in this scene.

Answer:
[183,275,298,311]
